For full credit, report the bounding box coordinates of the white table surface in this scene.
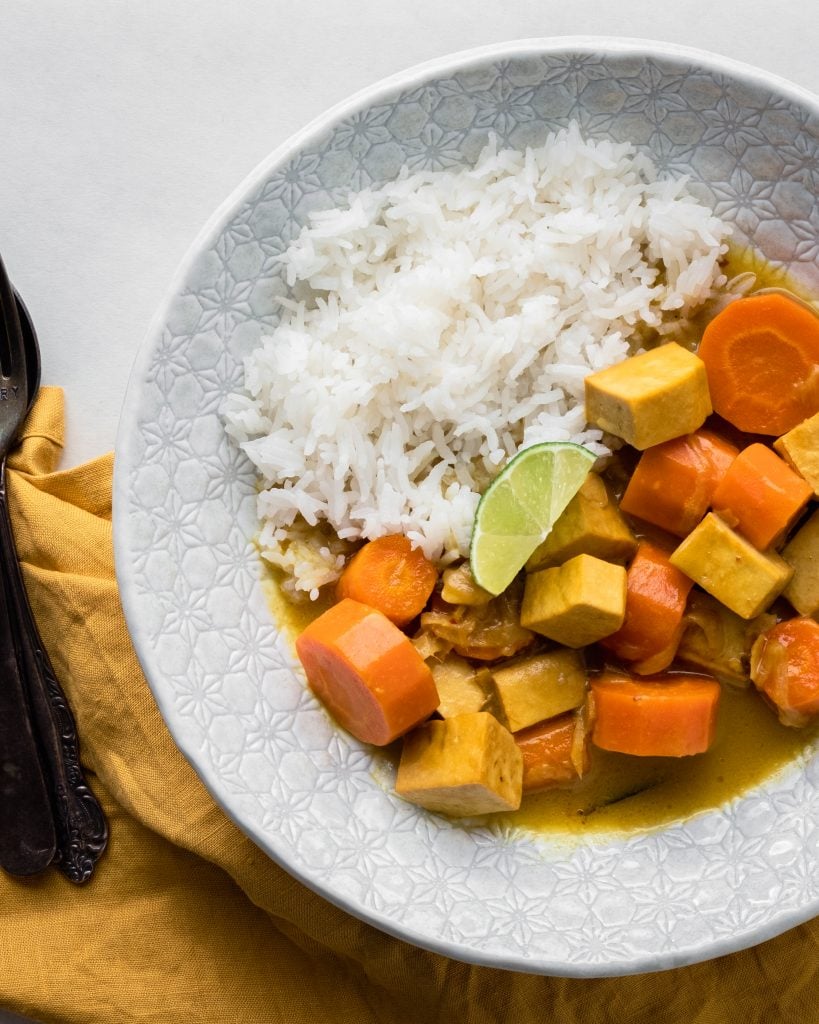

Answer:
[0,2,818,1020]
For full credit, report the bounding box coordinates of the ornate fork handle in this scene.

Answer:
[0,460,107,883]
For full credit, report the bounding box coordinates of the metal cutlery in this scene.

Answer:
[0,254,107,882]
[0,255,56,876]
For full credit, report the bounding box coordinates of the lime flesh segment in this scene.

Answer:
[469,442,597,595]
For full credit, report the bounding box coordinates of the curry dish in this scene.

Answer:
[265,246,819,836]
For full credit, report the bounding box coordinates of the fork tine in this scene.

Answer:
[0,252,24,382]
[0,257,29,456]
[15,291,41,396]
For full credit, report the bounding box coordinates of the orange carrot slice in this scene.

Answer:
[591,672,720,757]
[750,616,819,727]
[337,535,437,627]
[515,712,589,792]
[601,540,694,673]
[711,443,813,550]
[698,292,819,435]
[620,429,738,537]
[296,598,439,745]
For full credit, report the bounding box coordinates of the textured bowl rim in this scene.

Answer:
[113,36,819,977]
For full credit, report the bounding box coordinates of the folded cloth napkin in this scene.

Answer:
[1,389,817,1024]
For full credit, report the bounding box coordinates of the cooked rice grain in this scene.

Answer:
[224,124,729,596]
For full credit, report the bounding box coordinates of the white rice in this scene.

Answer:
[224,123,730,598]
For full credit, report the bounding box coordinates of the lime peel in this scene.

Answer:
[469,442,597,595]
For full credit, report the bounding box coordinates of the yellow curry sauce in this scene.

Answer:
[261,244,819,839]
[508,686,817,836]
[263,567,818,838]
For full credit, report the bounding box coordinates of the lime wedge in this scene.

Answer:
[469,442,597,595]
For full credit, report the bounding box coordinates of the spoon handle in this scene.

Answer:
[0,462,107,883]
[0,463,56,875]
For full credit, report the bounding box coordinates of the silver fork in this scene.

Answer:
[0,255,107,882]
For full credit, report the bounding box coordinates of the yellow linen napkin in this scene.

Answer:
[1,388,817,1024]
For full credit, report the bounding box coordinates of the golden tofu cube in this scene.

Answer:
[490,649,586,732]
[670,513,793,619]
[782,509,819,617]
[520,554,627,647]
[395,712,523,816]
[774,412,819,497]
[585,343,712,450]
[430,655,489,718]
[526,472,637,571]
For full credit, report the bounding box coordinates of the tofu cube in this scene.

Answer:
[670,513,793,619]
[395,712,523,816]
[430,655,489,718]
[490,649,586,732]
[782,508,819,617]
[585,343,712,450]
[774,412,819,497]
[520,554,627,647]
[526,472,637,571]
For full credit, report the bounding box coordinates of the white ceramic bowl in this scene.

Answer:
[114,38,819,976]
